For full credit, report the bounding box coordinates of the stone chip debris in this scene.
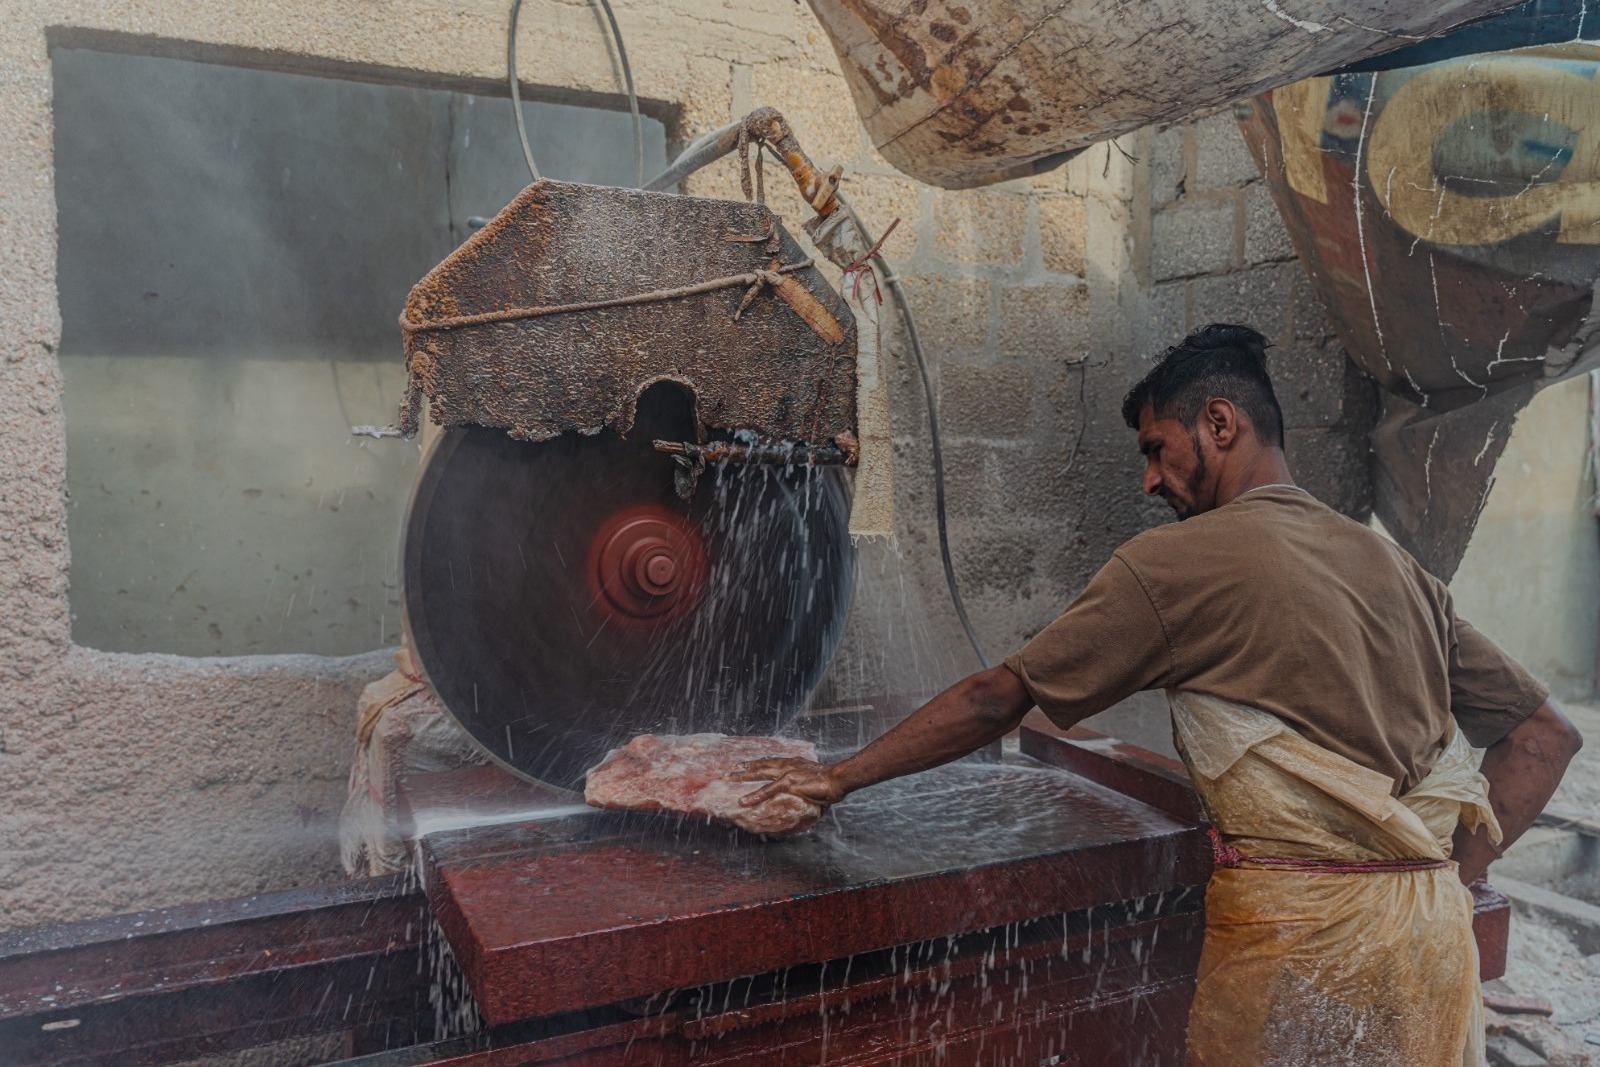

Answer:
[584,733,824,836]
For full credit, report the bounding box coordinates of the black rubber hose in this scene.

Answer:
[593,0,644,188]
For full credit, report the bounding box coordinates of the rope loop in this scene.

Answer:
[398,259,814,336]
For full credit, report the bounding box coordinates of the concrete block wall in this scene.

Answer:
[822,157,1102,675]
[0,3,1376,927]
[1134,108,1378,521]
[1449,375,1600,698]
[894,106,1380,692]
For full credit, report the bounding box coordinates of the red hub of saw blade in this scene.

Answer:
[589,506,706,623]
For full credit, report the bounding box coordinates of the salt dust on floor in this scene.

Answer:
[1503,917,1600,1057]
[1497,699,1600,1057]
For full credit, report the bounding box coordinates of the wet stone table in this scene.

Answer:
[416,756,1212,1028]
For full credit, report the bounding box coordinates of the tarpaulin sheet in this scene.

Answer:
[1169,690,1501,1066]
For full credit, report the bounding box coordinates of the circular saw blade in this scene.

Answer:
[401,389,855,791]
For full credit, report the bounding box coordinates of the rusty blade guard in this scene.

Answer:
[384,180,857,451]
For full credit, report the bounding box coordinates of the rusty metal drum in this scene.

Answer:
[1235,42,1600,577]
[1236,43,1600,406]
[804,0,1523,188]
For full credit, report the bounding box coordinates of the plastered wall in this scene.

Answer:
[52,49,664,658]
[0,2,1375,928]
[1449,375,1599,698]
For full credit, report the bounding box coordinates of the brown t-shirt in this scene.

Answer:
[1005,485,1547,792]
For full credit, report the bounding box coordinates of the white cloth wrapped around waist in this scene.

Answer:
[1167,689,1501,863]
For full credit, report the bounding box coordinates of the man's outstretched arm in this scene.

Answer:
[1453,699,1583,885]
[734,664,1035,808]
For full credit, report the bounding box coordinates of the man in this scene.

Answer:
[737,324,1584,1066]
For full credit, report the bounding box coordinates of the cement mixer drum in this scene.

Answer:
[805,0,1523,188]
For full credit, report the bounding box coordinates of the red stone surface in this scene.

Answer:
[426,908,1205,1065]
[420,759,1210,1026]
[584,733,823,835]
[1020,713,1202,823]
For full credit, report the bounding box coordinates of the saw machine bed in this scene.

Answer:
[412,759,1210,1024]
[0,716,1515,1066]
[399,717,1214,1065]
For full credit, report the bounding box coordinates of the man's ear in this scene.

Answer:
[1204,398,1240,448]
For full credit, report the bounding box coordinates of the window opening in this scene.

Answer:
[54,47,666,655]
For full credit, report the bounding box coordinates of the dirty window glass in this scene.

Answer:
[54,48,666,655]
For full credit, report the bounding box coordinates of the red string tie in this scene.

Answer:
[1207,824,1450,874]
[843,217,900,304]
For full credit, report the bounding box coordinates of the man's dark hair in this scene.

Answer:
[1120,324,1285,447]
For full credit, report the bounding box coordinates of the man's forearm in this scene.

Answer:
[1454,700,1583,884]
[830,664,1035,795]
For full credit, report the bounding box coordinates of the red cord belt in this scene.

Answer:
[1207,826,1451,873]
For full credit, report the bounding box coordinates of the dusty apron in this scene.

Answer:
[1168,691,1501,1067]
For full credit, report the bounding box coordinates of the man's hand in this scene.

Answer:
[732,758,846,809]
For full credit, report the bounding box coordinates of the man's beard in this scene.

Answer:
[1170,433,1208,520]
